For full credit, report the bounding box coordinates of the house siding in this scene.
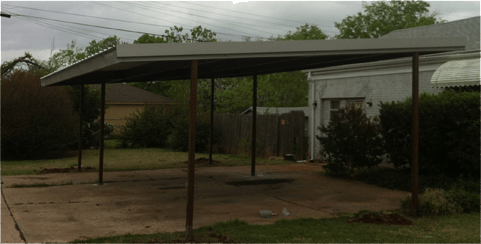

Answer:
[308,68,442,159]
[105,104,171,134]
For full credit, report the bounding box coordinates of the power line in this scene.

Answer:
[117,1,265,38]
[182,1,325,27]
[153,1,301,30]
[1,3,174,29]
[124,1,285,35]
[173,1,340,31]
[90,1,258,40]
[30,17,136,42]
[10,13,203,42]
[3,10,104,40]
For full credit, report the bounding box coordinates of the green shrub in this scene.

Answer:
[117,107,172,148]
[167,109,221,153]
[446,187,480,213]
[317,104,384,173]
[401,188,463,216]
[67,85,107,149]
[83,122,114,149]
[1,70,78,160]
[380,90,480,178]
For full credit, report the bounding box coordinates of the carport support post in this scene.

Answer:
[99,82,105,185]
[78,84,84,172]
[412,52,419,216]
[186,60,198,240]
[251,74,257,176]
[209,78,214,165]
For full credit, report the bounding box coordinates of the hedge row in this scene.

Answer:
[118,105,220,153]
[379,90,480,178]
[1,71,79,160]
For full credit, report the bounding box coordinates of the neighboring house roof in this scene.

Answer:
[240,107,309,116]
[431,57,480,88]
[303,16,480,83]
[380,16,480,51]
[90,83,176,104]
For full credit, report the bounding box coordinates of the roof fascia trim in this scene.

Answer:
[41,48,118,86]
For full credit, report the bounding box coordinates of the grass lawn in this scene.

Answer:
[70,211,480,243]
[1,140,294,176]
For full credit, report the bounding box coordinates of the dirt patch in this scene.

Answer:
[183,157,222,166]
[37,166,96,174]
[349,213,414,226]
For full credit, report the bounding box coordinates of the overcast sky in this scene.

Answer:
[1,1,479,63]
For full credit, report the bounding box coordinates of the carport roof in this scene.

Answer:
[41,37,467,86]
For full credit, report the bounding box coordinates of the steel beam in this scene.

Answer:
[251,75,257,176]
[98,82,105,185]
[209,78,214,166]
[78,84,84,172]
[412,52,419,216]
[185,60,198,240]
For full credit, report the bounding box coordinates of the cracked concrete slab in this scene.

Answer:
[1,164,410,243]
[1,192,25,243]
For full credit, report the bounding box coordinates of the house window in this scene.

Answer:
[330,100,340,121]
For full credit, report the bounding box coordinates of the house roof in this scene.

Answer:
[240,107,309,116]
[40,37,466,87]
[90,83,176,104]
[380,16,480,51]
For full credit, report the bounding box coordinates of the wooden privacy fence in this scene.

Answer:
[213,111,307,160]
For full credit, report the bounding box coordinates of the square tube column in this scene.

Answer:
[78,84,84,172]
[98,82,105,185]
[251,75,257,176]
[412,52,419,215]
[185,60,198,240]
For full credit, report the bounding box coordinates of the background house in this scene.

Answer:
[90,83,176,134]
[303,16,480,159]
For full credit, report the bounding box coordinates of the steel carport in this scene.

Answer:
[41,37,466,240]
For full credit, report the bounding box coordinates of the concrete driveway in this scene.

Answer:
[1,164,410,243]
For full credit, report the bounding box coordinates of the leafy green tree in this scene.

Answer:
[129,25,217,109]
[47,37,124,148]
[1,52,50,78]
[335,0,443,39]
[134,25,217,44]
[276,24,329,40]
[48,36,124,70]
[131,24,324,114]
[214,24,327,113]
[215,72,309,113]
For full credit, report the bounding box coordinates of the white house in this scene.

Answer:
[304,16,480,159]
